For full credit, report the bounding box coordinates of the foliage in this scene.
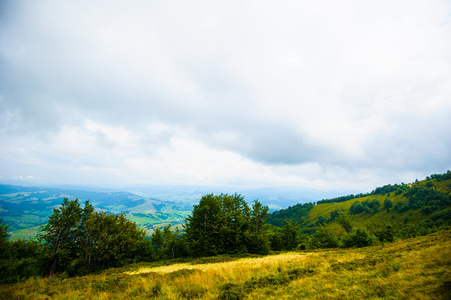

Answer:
[184,194,270,256]
[308,226,339,249]
[384,198,393,211]
[336,212,353,234]
[267,202,314,227]
[1,170,450,285]
[151,224,188,260]
[349,199,380,215]
[429,170,451,181]
[317,193,370,205]
[0,219,9,259]
[404,186,451,213]
[0,219,42,283]
[341,228,378,248]
[245,200,271,254]
[1,230,450,299]
[329,209,341,221]
[371,183,410,196]
[420,208,451,228]
[39,198,148,276]
[38,198,92,274]
[76,212,147,273]
[270,221,300,251]
[371,223,395,243]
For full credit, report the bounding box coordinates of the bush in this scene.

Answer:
[421,208,451,228]
[372,224,395,243]
[384,199,393,211]
[394,202,410,213]
[309,226,339,249]
[341,228,378,248]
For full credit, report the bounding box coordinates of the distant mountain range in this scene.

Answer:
[0,183,340,240]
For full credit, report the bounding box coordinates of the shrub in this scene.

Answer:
[309,226,339,249]
[384,199,393,211]
[372,224,395,243]
[341,228,378,248]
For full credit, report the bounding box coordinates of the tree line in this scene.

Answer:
[2,171,450,283]
[1,194,277,282]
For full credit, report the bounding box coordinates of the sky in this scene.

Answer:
[0,0,450,193]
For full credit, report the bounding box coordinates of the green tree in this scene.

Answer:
[384,198,393,212]
[152,224,188,260]
[39,198,88,273]
[151,227,164,259]
[309,226,339,249]
[336,213,353,233]
[184,194,268,256]
[0,219,9,259]
[316,216,328,225]
[184,194,224,256]
[80,212,146,273]
[270,220,300,251]
[39,198,148,275]
[245,200,270,254]
[282,220,300,250]
[372,223,395,243]
[341,228,377,248]
[330,210,340,221]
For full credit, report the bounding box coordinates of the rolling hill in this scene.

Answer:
[0,185,193,240]
[0,184,321,240]
[267,171,451,244]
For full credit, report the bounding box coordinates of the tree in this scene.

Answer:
[184,194,224,257]
[151,224,188,260]
[282,220,300,250]
[245,200,270,254]
[336,213,353,234]
[80,212,146,272]
[39,198,147,275]
[151,227,164,259]
[39,198,88,273]
[330,210,340,221]
[316,216,328,225]
[0,220,10,260]
[184,194,269,256]
[372,223,395,243]
[309,226,339,249]
[341,228,377,248]
[384,199,393,212]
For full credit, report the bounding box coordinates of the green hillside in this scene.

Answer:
[267,171,451,248]
[0,185,193,240]
[1,172,450,298]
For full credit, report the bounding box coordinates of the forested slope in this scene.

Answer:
[267,171,451,249]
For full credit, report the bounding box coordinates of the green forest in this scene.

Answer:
[1,171,450,284]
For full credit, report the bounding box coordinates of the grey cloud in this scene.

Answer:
[1,0,450,188]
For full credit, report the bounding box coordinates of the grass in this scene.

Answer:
[2,229,450,299]
[9,225,41,241]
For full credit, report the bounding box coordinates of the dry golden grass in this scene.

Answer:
[126,252,311,275]
[1,230,450,299]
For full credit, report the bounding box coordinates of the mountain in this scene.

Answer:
[0,183,330,240]
[0,185,193,240]
[267,171,451,242]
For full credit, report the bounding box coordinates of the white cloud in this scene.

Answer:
[0,0,450,192]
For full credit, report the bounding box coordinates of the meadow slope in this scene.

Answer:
[2,229,450,299]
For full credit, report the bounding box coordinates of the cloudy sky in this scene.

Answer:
[0,0,450,192]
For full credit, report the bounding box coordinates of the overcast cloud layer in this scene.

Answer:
[1,0,450,192]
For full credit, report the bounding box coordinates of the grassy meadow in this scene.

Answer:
[2,229,450,299]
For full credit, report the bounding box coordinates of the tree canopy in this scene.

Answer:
[39,198,147,275]
[184,193,270,256]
